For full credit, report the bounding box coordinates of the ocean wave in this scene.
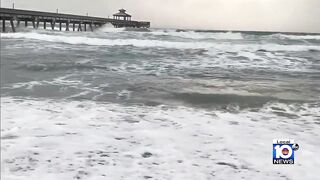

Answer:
[98,24,126,33]
[275,34,320,40]
[3,76,96,92]
[149,30,244,40]
[172,92,299,108]
[15,63,108,72]
[2,32,200,48]
[2,32,320,52]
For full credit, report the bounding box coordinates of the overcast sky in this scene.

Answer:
[1,0,320,33]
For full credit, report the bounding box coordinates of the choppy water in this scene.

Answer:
[1,27,320,180]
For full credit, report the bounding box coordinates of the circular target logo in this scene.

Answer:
[282,148,290,156]
[275,145,293,159]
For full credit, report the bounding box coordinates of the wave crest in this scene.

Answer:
[275,34,320,40]
[150,30,243,40]
[2,32,320,52]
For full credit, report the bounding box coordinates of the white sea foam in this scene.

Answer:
[2,32,320,52]
[2,76,100,96]
[277,34,320,40]
[150,30,243,40]
[1,97,319,180]
[98,24,125,33]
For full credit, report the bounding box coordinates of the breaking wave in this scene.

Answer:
[2,32,320,52]
[98,24,126,33]
[173,92,283,108]
[275,34,320,40]
[150,30,244,40]
[16,63,108,72]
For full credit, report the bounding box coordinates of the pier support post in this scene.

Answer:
[66,21,70,31]
[25,21,28,27]
[84,23,87,31]
[59,22,62,31]
[51,20,55,30]
[36,20,40,29]
[32,20,36,28]
[17,20,20,28]
[73,23,75,31]
[78,23,82,31]
[10,19,16,32]
[90,22,93,31]
[33,17,39,29]
[2,19,5,32]
[44,21,46,29]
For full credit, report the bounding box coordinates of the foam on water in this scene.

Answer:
[98,25,126,33]
[276,34,320,40]
[1,97,319,180]
[149,30,243,40]
[2,32,320,52]
[2,29,320,180]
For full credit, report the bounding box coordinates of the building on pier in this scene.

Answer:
[113,9,132,21]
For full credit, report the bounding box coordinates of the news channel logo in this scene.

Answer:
[273,139,299,164]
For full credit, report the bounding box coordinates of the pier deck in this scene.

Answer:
[0,8,150,32]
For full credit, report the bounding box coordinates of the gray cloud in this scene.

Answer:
[1,0,320,33]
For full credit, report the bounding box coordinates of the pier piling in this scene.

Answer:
[78,23,82,31]
[36,20,39,28]
[10,19,15,32]
[2,19,5,32]
[51,21,55,30]
[32,20,36,28]
[66,21,70,31]
[89,23,93,31]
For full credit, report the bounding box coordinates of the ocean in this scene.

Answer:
[1,27,320,180]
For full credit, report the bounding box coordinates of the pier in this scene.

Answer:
[0,8,150,32]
